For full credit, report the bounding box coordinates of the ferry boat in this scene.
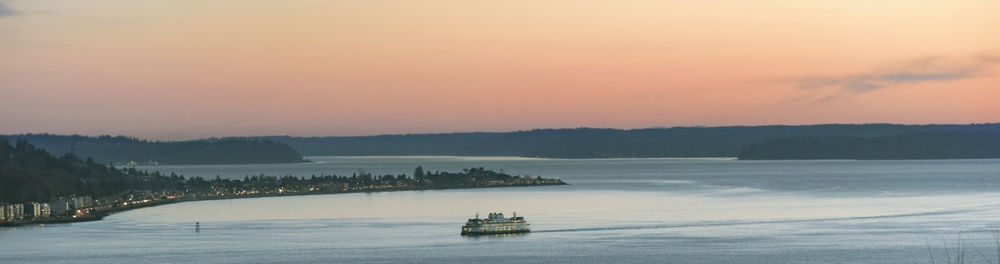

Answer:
[460,212,530,235]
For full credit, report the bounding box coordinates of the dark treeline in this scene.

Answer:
[0,139,239,203]
[249,124,1000,158]
[737,131,1000,160]
[0,139,558,203]
[0,139,153,203]
[416,166,533,186]
[2,134,306,165]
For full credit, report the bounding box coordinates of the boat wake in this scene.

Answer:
[534,207,982,233]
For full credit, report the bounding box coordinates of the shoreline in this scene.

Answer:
[0,182,567,228]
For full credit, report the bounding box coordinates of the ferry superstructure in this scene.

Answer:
[460,212,530,235]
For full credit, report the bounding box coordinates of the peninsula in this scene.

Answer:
[0,139,565,227]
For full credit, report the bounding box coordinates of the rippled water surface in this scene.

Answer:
[3,157,1000,263]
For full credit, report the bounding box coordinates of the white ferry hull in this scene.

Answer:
[460,212,531,235]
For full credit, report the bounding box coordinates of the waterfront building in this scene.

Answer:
[97,197,117,207]
[11,203,25,220]
[5,204,13,220]
[3,204,12,220]
[71,196,93,209]
[0,204,5,221]
[50,198,70,215]
[40,203,52,218]
[27,202,41,218]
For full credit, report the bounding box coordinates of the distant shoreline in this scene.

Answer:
[303,155,740,160]
[10,123,1000,162]
[248,124,1000,159]
[0,182,567,228]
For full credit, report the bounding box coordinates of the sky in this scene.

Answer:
[0,0,997,140]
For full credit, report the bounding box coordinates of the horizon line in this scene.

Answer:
[3,122,999,142]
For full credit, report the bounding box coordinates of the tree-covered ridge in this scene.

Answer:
[252,123,1000,158]
[2,134,305,165]
[737,131,1000,160]
[0,139,145,203]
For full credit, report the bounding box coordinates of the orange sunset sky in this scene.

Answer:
[1,0,998,140]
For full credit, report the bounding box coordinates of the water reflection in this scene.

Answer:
[461,232,531,239]
[4,157,1000,264]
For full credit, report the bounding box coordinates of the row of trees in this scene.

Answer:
[416,166,524,186]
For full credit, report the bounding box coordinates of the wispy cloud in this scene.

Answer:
[978,54,1000,64]
[796,54,1000,94]
[0,1,16,17]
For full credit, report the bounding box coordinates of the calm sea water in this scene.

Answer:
[3,157,1000,263]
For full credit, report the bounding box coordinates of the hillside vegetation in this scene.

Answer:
[0,139,154,202]
[252,124,1000,159]
[737,131,1000,160]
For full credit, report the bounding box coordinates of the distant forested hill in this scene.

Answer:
[249,124,1000,158]
[7,124,997,163]
[2,134,306,165]
[737,131,1000,160]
